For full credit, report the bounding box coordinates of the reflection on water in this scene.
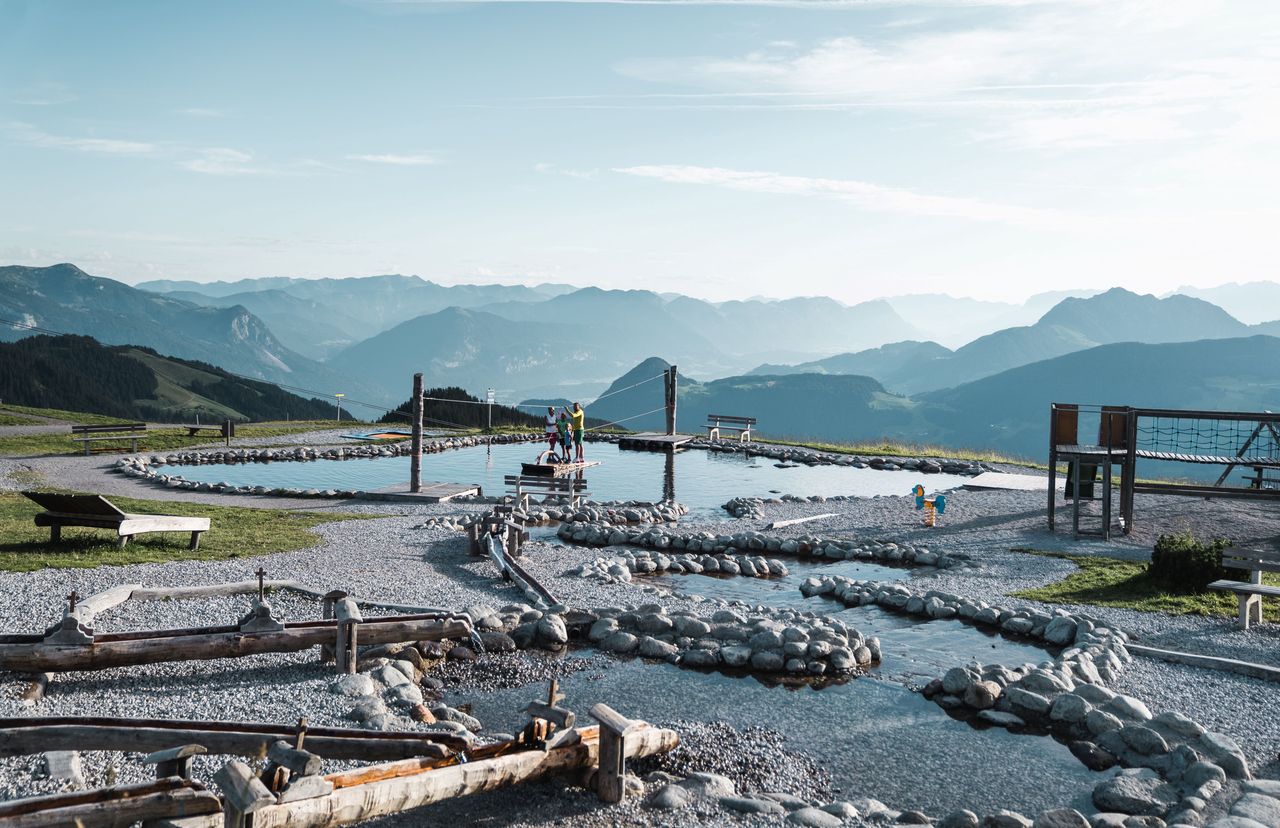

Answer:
[176,441,973,514]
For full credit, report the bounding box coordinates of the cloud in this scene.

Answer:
[614,164,1069,228]
[346,153,439,165]
[180,148,262,175]
[6,122,154,155]
[604,0,1276,150]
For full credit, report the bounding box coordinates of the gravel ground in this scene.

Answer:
[2,439,1278,824]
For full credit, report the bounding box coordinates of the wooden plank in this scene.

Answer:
[1129,643,1280,683]
[0,777,197,817]
[77,583,142,619]
[250,723,678,828]
[269,740,323,777]
[1,786,218,827]
[765,513,838,530]
[22,492,128,518]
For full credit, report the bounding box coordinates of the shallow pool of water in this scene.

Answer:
[647,558,1056,686]
[462,657,1106,817]
[174,442,971,514]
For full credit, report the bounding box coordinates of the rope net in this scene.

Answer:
[1134,414,1280,465]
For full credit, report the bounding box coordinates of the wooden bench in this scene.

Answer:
[1208,548,1280,629]
[183,420,236,439]
[706,414,756,442]
[503,475,589,511]
[23,491,211,550]
[70,422,146,455]
[1242,467,1280,490]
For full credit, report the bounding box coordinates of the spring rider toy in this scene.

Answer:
[912,484,946,527]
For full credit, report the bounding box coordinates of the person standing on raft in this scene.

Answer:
[544,407,559,458]
[567,401,586,462]
[556,410,572,463]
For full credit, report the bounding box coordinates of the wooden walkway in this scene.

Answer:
[618,433,693,451]
[362,482,481,503]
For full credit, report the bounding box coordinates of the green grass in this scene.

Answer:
[0,412,40,425]
[1009,549,1280,622]
[0,491,374,572]
[753,435,1038,467]
[0,419,372,458]
[0,404,131,425]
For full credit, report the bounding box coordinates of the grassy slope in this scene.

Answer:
[753,435,1037,466]
[1009,550,1280,623]
[122,348,245,419]
[0,404,131,425]
[0,419,369,457]
[0,491,372,572]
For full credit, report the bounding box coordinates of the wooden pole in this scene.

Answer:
[410,372,424,493]
[664,365,677,436]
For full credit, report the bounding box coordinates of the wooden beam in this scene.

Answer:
[0,778,220,827]
[0,617,470,673]
[249,723,678,828]
[765,513,838,530]
[0,718,463,762]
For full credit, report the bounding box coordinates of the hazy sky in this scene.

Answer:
[1,0,1276,303]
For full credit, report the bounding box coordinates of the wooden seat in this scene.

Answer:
[1047,404,1128,540]
[502,475,589,510]
[23,491,210,550]
[706,414,756,442]
[70,423,146,455]
[1209,548,1280,628]
[184,421,235,439]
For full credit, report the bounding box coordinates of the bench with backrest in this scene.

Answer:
[705,414,756,443]
[503,475,589,510]
[1208,548,1280,629]
[70,423,147,455]
[1242,467,1280,490]
[183,420,236,439]
[23,491,211,550]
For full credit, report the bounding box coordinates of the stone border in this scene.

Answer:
[555,522,972,571]
[802,575,1252,827]
[569,550,790,584]
[115,431,994,501]
[413,501,688,532]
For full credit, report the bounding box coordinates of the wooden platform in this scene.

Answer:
[964,472,1064,492]
[361,482,481,503]
[520,460,600,477]
[617,433,694,451]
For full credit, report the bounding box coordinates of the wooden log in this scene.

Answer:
[269,740,323,777]
[215,760,275,820]
[0,718,463,762]
[1,787,220,828]
[129,580,300,601]
[142,744,206,780]
[0,617,471,673]
[250,723,679,828]
[765,513,839,530]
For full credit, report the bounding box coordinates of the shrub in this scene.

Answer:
[1147,531,1231,591]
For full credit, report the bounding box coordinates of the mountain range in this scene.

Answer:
[6,263,1280,433]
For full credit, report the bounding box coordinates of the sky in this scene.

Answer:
[1,0,1277,304]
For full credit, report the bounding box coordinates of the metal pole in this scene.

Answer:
[411,373,424,493]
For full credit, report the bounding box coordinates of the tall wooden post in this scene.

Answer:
[664,365,677,436]
[410,373,424,493]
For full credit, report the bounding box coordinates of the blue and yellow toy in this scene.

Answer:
[911,483,946,527]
